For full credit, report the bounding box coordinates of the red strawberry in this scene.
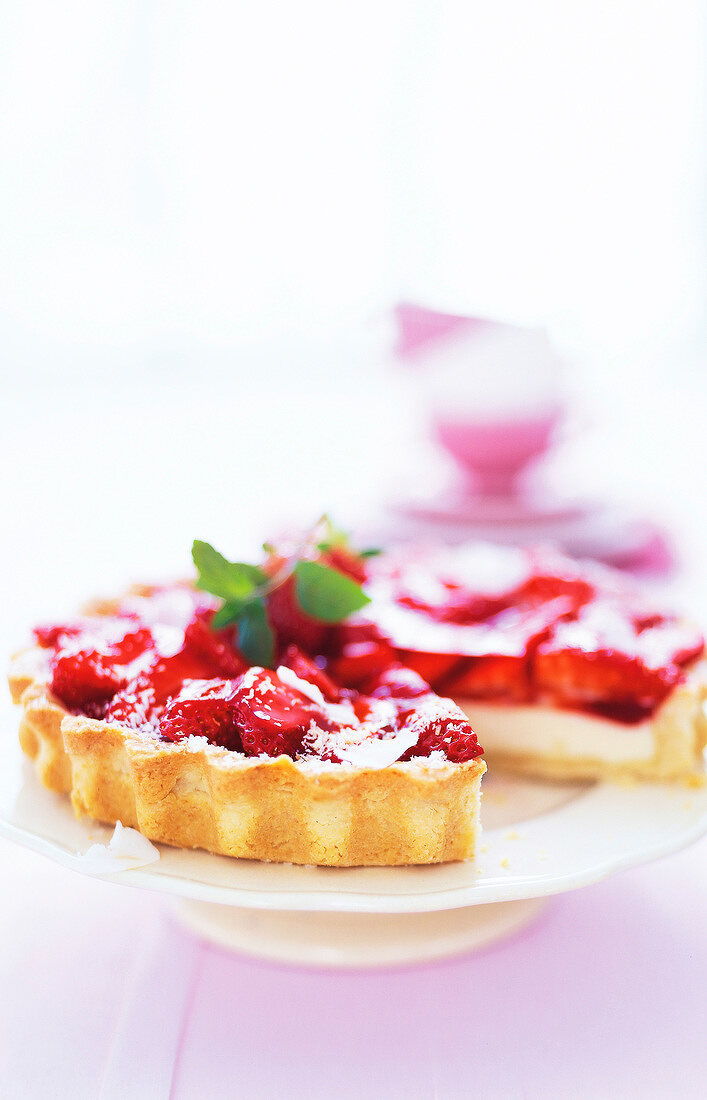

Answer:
[105,682,161,733]
[392,650,461,691]
[327,639,397,690]
[51,646,126,709]
[321,545,367,584]
[440,597,577,701]
[266,576,330,652]
[160,679,242,749]
[232,667,325,758]
[330,619,390,645]
[445,654,531,702]
[141,648,216,703]
[111,626,154,664]
[516,570,594,612]
[534,644,679,713]
[279,645,341,701]
[397,583,511,624]
[34,622,83,648]
[366,665,431,700]
[533,606,684,712]
[183,611,248,677]
[400,698,482,763]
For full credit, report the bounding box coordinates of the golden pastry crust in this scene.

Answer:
[8,648,485,866]
[458,665,707,785]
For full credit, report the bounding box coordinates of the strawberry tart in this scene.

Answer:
[8,526,485,866]
[361,544,707,783]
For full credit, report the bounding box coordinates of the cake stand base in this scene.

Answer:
[176,896,549,968]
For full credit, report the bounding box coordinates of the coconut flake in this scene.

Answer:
[75,821,160,875]
[336,726,420,769]
[276,664,328,706]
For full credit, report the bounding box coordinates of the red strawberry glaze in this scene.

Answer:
[279,645,341,702]
[265,574,331,653]
[160,679,243,750]
[231,667,328,758]
[324,620,397,690]
[51,646,127,710]
[37,604,482,765]
[183,611,248,678]
[533,600,705,719]
[399,698,484,763]
[358,547,704,723]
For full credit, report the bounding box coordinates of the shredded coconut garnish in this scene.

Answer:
[75,822,160,875]
[276,664,328,706]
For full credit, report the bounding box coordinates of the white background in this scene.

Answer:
[1,1,705,384]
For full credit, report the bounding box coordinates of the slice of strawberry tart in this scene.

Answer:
[356,543,707,783]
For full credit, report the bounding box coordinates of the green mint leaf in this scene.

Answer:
[211,600,248,629]
[359,547,382,559]
[236,598,275,667]
[192,540,266,602]
[294,560,370,623]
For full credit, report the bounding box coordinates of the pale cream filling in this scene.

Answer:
[457,699,656,763]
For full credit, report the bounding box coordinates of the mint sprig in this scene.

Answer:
[192,540,266,601]
[294,560,370,622]
[235,599,275,668]
[192,541,272,664]
[191,525,373,667]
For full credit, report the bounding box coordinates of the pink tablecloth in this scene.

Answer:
[2,831,706,1099]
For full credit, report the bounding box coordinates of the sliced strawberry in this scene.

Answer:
[400,697,482,763]
[36,617,151,659]
[142,648,215,703]
[103,646,212,731]
[533,606,684,713]
[160,679,242,749]
[34,622,84,648]
[111,626,154,664]
[321,545,368,584]
[397,578,512,624]
[534,644,680,713]
[105,681,161,733]
[51,646,126,709]
[444,654,531,702]
[366,665,431,700]
[515,570,594,612]
[265,575,330,653]
[330,618,390,646]
[279,645,341,701]
[327,639,397,690]
[232,667,326,758]
[441,600,575,701]
[183,611,248,677]
[390,650,460,690]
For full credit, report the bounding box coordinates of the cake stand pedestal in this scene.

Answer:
[176,896,548,967]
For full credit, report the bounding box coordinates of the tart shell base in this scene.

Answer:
[9,655,485,867]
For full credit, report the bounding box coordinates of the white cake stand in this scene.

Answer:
[2,727,707,967]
